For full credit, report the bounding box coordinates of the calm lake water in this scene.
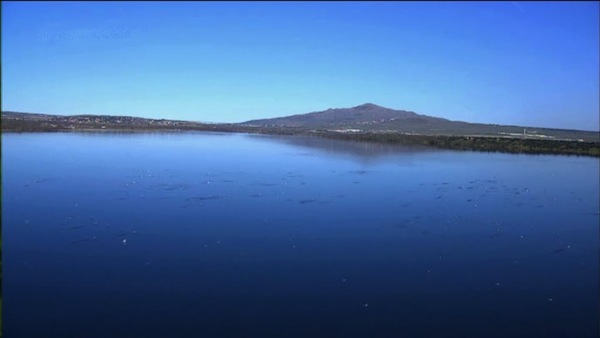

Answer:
[3,132,599,338]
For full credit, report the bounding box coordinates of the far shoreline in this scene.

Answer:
[3,126,599,158]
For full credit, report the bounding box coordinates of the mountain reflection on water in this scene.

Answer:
[248,133,441,163]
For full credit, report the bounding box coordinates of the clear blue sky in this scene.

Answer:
[2,1,599,130]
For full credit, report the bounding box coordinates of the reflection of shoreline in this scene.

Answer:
[247,134,442,163]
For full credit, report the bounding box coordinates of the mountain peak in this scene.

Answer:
[355,103,383,109]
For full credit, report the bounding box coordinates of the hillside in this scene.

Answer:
[243,103,440,127]
[1,111,224,132]
[242,103,600,142]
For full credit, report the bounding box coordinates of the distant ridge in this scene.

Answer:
[241,103,599,140]
[242,103,446,128]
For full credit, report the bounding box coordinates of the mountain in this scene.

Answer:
[243,103,444,128]
[242,103,478,133]
[241,103,599,141]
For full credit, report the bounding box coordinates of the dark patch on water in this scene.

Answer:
[186,195,222,201]
[254,182,278,187]
[299,199,316,204]
[71,237,95,244]
[547,248,566,255]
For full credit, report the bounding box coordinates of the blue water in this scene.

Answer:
[3,132,599,338]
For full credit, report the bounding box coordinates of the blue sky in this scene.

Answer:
[2,1,599,130]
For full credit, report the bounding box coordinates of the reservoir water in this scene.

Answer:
[3,132,599,337]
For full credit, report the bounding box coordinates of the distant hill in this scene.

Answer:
[243,103,442,127]
[241,103,600,142]
[2,111,64,119]
[0,111,224,132]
